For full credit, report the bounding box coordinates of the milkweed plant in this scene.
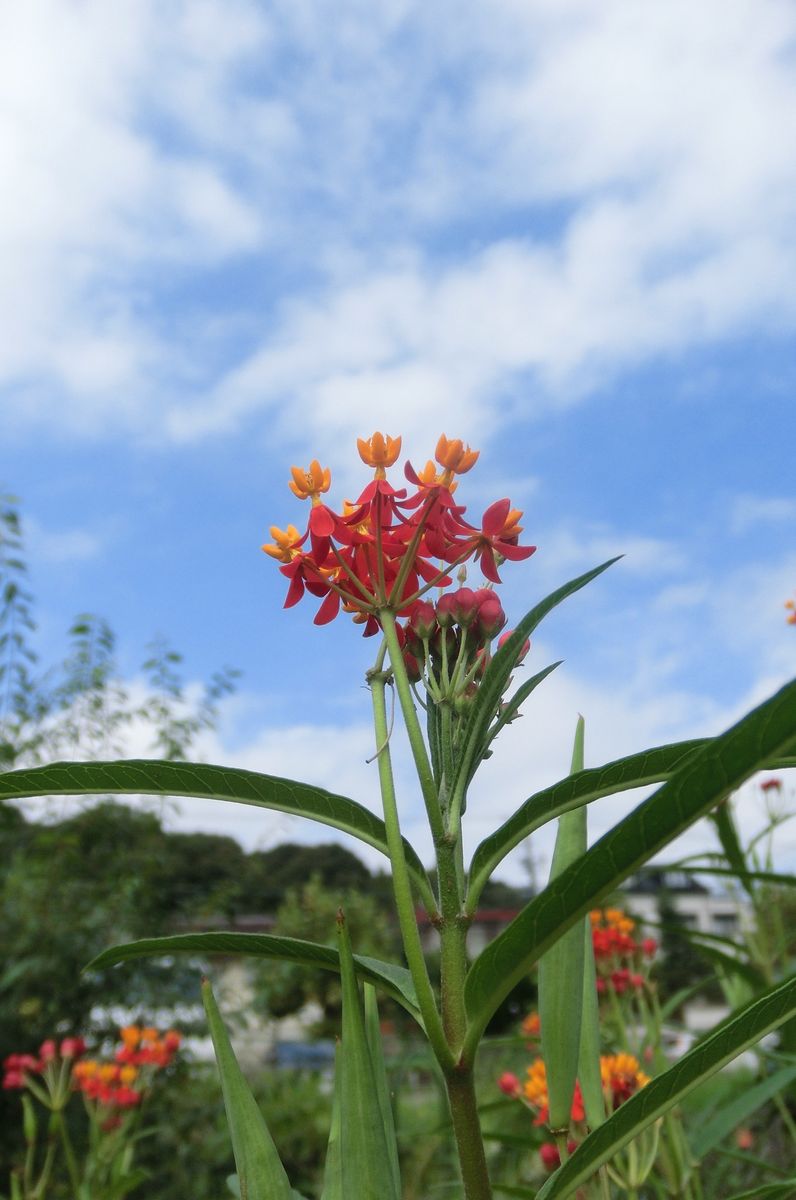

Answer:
[2,433,796,1199]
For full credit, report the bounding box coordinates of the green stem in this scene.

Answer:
[380,609,445,843]
[369,670,453,1068]
[445,1067,494,1200]
[31,1139,57,1200]
[55,1113,81,1199]
[773,1089,796,1144]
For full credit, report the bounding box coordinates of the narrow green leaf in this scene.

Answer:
[87,932,422,1023]
[657,864,796,889]
[364,983,401,1196]
[709,802,754,897]
[703,1182,796,1200]
[320,1045,343,1200]
[337,912,401,1200]
[536,974,796,1200]
[451,558,620,817]
[482,661,563,753]
[202,978,293,1200]
[0,759,434,909]
[578,919,605,1131]
[464,677,796,1048]
[690,1062,796,1159]
[539,717,587,1131]
[467,738,796,908]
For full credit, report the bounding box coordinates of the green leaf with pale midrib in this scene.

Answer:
[464,676,796,1046]
[87,932,422,1022]
[536,973,796,1200]
[468,738,796,907]
[0,759,433,906]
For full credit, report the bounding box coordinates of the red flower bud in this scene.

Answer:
[498,1071,521,1098]
[60,1037,86,1059]
[477,595,506,639]
[540,1143,560,1171]
[39,1040,57,1064]
[497,629,531,663]
[449,588,480,628]
[642,938,657,958]
[435,593,457,628]
[408,601,436,639]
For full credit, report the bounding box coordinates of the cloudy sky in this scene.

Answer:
[3,0,795,883]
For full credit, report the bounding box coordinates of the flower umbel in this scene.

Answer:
[263,432,536,639]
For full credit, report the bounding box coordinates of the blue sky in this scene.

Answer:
[3,0,796,880]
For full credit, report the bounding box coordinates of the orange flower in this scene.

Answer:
[357,432,402,477]
[73,1059,99,1081]
[600,1053,650,1107]
[786,598,796,625]
[289,461,331,502]
[119,1026,140,1050]
[435,434,479,481]
[523,1058,585,1125]
[262,524,302,563]
[414,460,457,491]
[521,1012,541,1038]
[119,1065,138,1085]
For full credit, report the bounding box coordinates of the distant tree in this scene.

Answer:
[657,894,718,1006]
[0,490,238,771]
[244,841,373,911]
[254,874,400,1034]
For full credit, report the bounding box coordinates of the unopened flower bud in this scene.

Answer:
[60,1037,86,1060]
[449,587,478,627]
[39,1040,57,1064]
[477,595,506,639]
[435,593,457,628]
[642,938,657,958]
[409,601,436,640]
[498,1072,521,1098]
[498,629,531,663]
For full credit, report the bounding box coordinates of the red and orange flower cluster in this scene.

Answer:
[499,1051,649,1172]
[263,433,535,635]
[3,1026,180,1112]
[591,908,656,995]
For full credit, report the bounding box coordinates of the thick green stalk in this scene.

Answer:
[379,609,445,843]
[445,1067,494,1200]
[369,671,453,1068]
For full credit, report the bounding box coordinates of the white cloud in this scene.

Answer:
[2,0,796,443]
[731,495,796,535]
[24,514,103,564]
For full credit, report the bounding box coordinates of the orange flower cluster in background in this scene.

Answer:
[3,1026,180,1112]
[498,1049,650,1173]
[115,1025,181,1069]
[786,596,795,625]
[591,907,656,995]
[262,432,535,634]
[600,1053,650,1106]
[521,1057,586,1126]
